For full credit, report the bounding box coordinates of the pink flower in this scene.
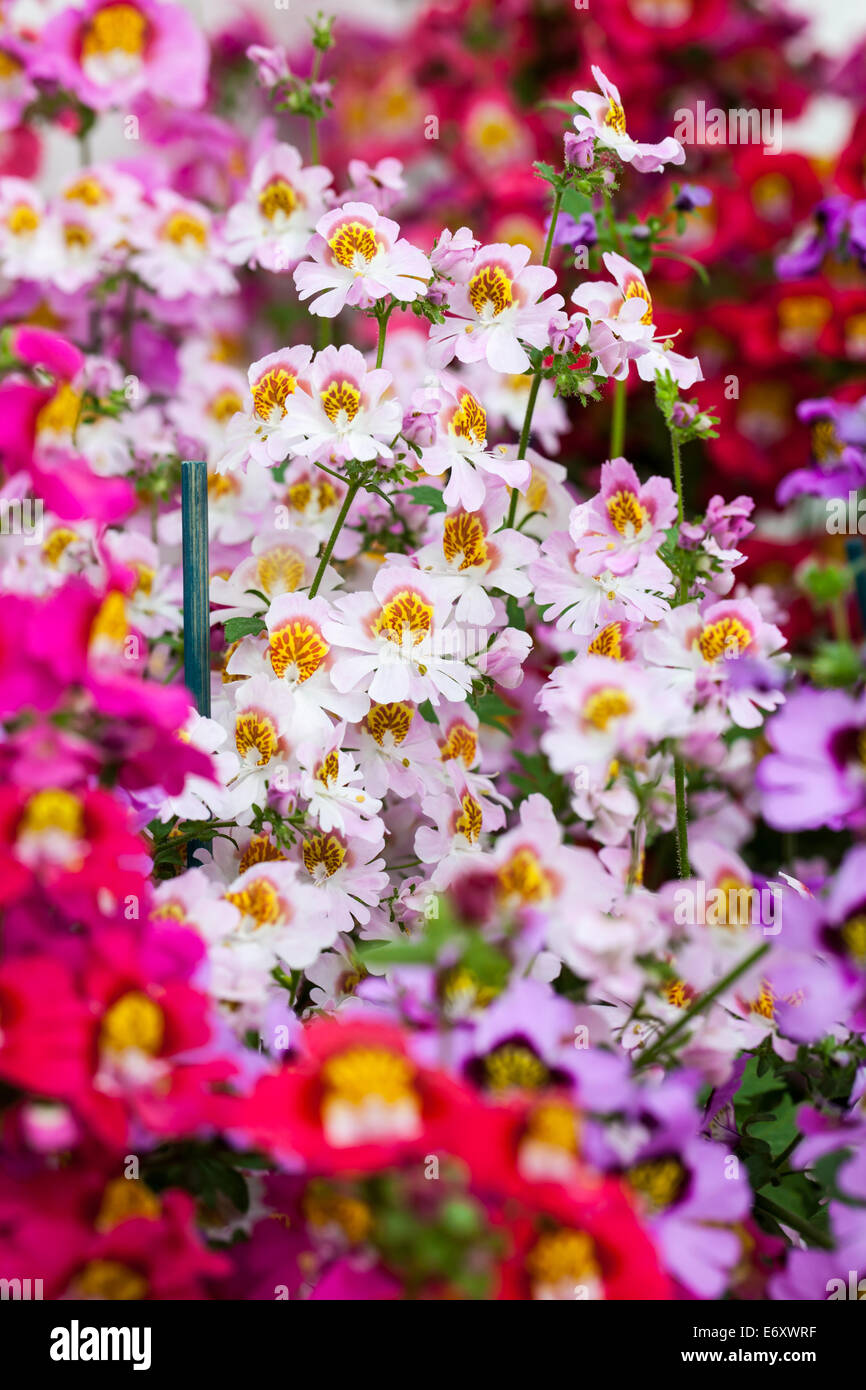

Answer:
[225,143,333,273]
[246,43,291,90]
[428,242,564,374]
[323,566,474,705]
[572,65,685,173]
[568,457,677,575]
[430,226,480,281]
[36,0,209,112]
[8,324,83,379]
[269,343,401,466]
[573,252,703,388]
[0,37,36,132]
[419,379,532,512]
[294,201,432,316]
[345,157,406,214]
[129,191,236,301]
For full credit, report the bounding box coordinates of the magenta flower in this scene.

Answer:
[37,0,209,111]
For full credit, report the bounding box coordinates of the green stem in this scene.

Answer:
[309,479,360,598]
[375,302,394,369]
[635,942,769,1069]
[308,47,324,165]
[609,377,626,458]
[754,1194,833,1251]
[673,753,691,879]
[504,186,563,529]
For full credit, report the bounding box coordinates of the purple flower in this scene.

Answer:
[757,687,866,831]
[563,131,595,169]
[549,209,597,250]
[674,184,712,212]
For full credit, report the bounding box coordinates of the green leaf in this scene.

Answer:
[223,615,265,644]
[407,484,446,512]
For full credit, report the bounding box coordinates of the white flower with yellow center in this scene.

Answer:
[539,656,693,777]
[228,593,369,739]
[130,190,236,301]
[294,201,432,316]
[211,345,313,474]
[572,64,685,173]
[268,343,402,466]
[299,734,384,843]
[420,380,533,512]
[323,565,474,706]
[225,142,333,273]
[428,241,563,374]
[415,486,537,625]
[225,673,297,821]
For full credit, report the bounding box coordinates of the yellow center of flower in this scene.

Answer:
[268,619,329,683]
[628,1157,687,1211]
[38,383,81,436]
[468,264,513,318]
[525,1100,580,1152]
[812,419,841,463]
[238,833,286,874]
[442,512,488,570]
[256,545,305,596]
[449,391,488,446]
[74,1260,148,1301]
[454,793,483,844]
[259,179,299,221]
[19,789,84,840]
[302,832,346,878]
[225,876,282,927]
[317,750,340,786]
[322,1045,415,1105]
[64,177,108,207]
[302,1182,373,1243]
[91,591,128,649]
[82,4,147,59]
[64,223,93,250]
[526,1230,600,1290]
[101,992,164,1055]
[366,701,414,747]
[778,296,832,340]
[207,472,239,502]
[750,978,776,1020]
[497,847,552,904]
[320,379,361,425]
[235,710,278,765]
[42,527,79,565]
[7,204,39,235]
[606,489,648,536]
[252,367,296,422]
[373,590,434,646]
[624,280,653,324]
[132,562,154,597]
[841,915,866,966]
[210,390,243,423]
[665,979,694,1008]
[163,211,208,247]
[587,622,624,659]
[711,875,753,927]
[95,1178,161,1232]
[603,98,627,135]
[582,686,632,730]
[439,722,478,766]
[0,50,22,80]
[526,469,548,512]
[328,221,381,269]
[485,1042,549,1091]
[697,616,752,662]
